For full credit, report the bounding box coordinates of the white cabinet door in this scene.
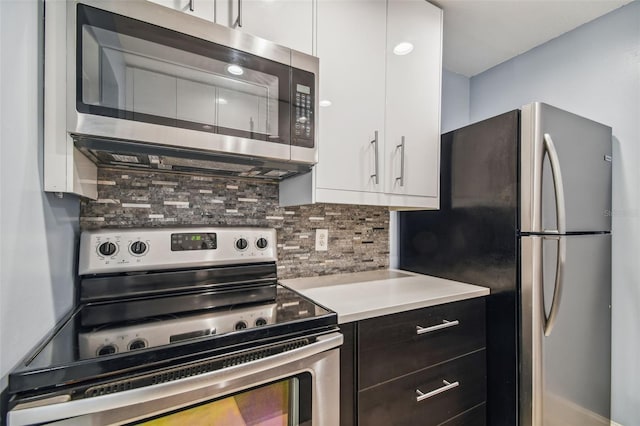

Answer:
[148,0,313,55]
[236,0,314,54]
[315,0,387,194]
[147,0,215,23]
[214,0,234,27]
[384,0,442,199]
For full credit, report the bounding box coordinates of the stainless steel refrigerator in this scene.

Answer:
[398,102,611,425]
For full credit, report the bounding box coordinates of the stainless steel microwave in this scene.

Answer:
[44,0,318,196]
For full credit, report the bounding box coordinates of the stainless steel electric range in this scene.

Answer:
[6,227,341,426]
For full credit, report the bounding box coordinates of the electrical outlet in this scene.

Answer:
[315,229,328,251]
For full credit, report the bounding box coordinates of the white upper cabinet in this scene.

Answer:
[228,0,314,55]
[315,0,387,195]
[384,0,442,199]
[147,0,313,54]
[147,0,215,22]
[280,0,443,209]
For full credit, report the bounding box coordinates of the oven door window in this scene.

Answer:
[133,374,311,426]
[76,4,290,144]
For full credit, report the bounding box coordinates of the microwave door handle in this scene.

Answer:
[542,133,566,336]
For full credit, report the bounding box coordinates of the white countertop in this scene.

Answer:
[281,269,489,323]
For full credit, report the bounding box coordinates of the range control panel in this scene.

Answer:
[79,227,277,275]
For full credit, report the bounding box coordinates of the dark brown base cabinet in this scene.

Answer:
[339,297,487,426]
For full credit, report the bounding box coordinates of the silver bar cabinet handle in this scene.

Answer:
[370,130,379,184]
[542,133,566,337]
[416,319,459,335]
[234,0,243,27]
[416,380,460,402]
[396,136,405,186]
[188,0,194,12]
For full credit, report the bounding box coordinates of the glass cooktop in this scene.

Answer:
[9,285,336,395]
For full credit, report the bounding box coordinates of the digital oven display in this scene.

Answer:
[171,233,217,251]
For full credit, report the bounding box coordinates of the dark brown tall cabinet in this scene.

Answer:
[340,297,487,426]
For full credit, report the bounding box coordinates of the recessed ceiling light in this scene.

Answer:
[393,42,414,56]
[319,100,332,107]
[216,98,228,105]
[227,65,244,75]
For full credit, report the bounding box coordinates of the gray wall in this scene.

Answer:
[0,0,80,389]
[441,69,470,133]
[469,3,640,424]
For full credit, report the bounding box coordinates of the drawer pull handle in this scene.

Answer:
[416,380,460,402]
[416,319,460,335]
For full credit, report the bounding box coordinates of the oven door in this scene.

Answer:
[8,333,341,426]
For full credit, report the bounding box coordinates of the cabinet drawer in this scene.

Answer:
[440,403,486,426]
[358,349,486,426]
[359,298,485,388]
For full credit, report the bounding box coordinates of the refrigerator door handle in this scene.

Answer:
[543,133,567,234]
[542,133,567,336]
[543,236,566,336]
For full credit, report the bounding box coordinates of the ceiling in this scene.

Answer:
[430,0,633,77]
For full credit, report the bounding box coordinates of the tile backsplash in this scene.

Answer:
[80,169,390,278]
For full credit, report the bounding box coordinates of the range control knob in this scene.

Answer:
[256,238,268,250]
[98,242,117,257]
[255,318,267,326]
[128,339,147,350]
[234,321,248,330]
[130,241,148,255]
[235,238,248,251]
[97,344,117,356]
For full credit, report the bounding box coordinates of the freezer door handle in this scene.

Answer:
[542,133,566,336]
[543,133,566,234]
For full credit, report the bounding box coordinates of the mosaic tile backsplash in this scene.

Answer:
[80,168,390,278]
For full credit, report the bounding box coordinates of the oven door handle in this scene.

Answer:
[9,332,343,426]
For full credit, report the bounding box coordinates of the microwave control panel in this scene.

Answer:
[295,86,312,139]
[292,69,315,148]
